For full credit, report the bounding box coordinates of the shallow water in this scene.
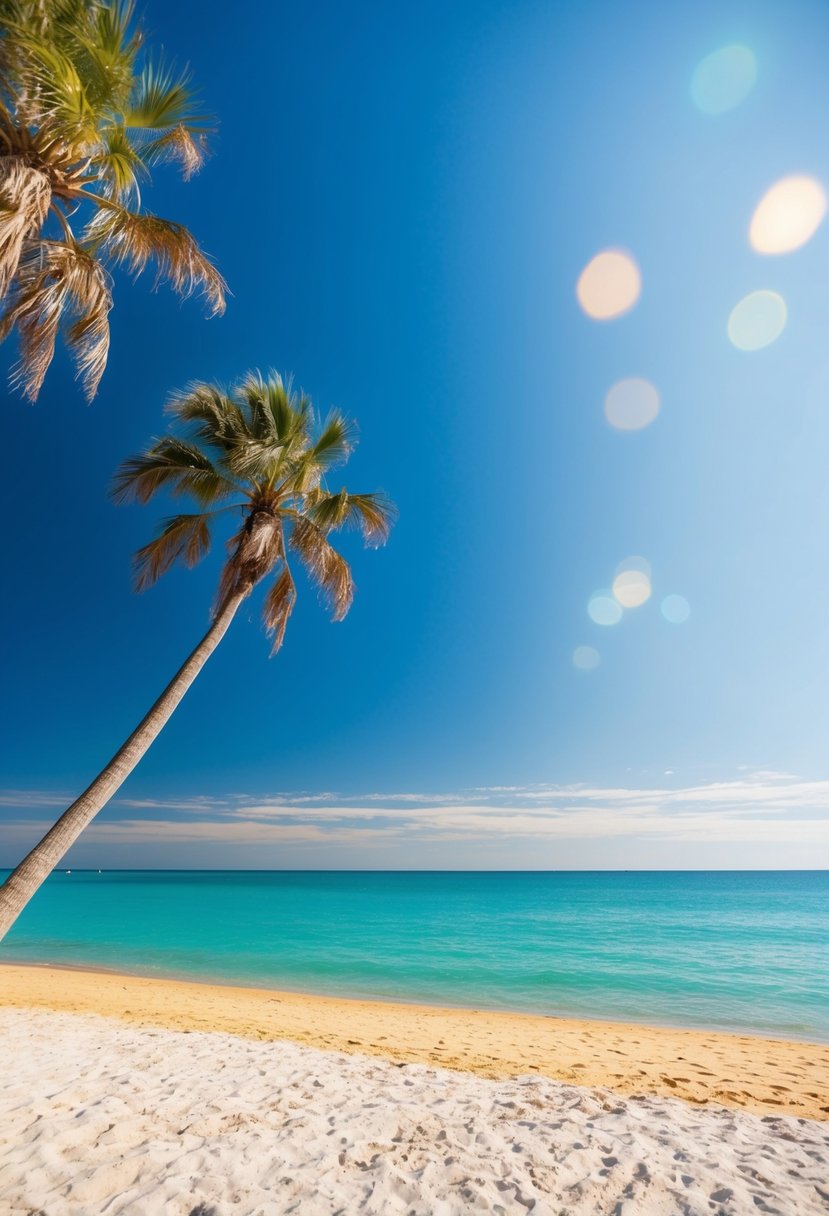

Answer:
[2,869,827,1039]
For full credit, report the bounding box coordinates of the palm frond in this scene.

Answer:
[86,205,226,315]
[270,408,354,497]
[95,124,145,200]
[0,156,51,298]
[307,489,396,546]
[347,492,398,544]
[111,436,235,505]
[63,260,112,400]
[63,18,136,114]
[290,515,354,621]
[267,375,306,439]
[310,410,357,468]
[224,439,287,482]
[133,511,212,592]
[40,0,95,33]
[138,123,206,178]
[125,59,207,131]
[0,0,48,41]
[262,564,297,654]
[237,370,279,441]
[221,372,317,481]
[166,381,251,453]
[0,238,112,400]
[9,36,97,144]
[93,0,139,58]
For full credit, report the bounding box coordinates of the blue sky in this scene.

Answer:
[3,0,829,869]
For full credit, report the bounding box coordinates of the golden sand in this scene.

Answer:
[2,962,827,1121]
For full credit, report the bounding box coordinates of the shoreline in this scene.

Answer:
[3,961,828,1121]
[10,953,826,1045]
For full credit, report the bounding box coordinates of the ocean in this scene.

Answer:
[1,869,827,1040]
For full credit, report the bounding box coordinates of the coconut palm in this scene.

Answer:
[0,0,225,401]
[0,371,395,940]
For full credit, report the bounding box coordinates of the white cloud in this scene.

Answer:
[0,790,70,808]
[2,770,828,868]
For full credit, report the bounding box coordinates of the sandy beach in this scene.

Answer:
[2,963,828,1120]
[2,964,829,1214]
[2,1006,829,1215]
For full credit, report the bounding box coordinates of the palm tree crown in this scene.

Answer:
[0,0,226,401]
[113,372,396,651]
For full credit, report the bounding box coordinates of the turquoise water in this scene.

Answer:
[1,870,827,1040]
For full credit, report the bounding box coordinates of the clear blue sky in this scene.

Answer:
[3,0,829,869]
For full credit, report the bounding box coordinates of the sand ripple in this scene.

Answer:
[1,1009,827,1215]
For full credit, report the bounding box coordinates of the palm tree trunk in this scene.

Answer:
[0,590,247,943]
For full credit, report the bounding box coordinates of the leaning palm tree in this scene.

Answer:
[0,0,225,401]
[0,371,395,940]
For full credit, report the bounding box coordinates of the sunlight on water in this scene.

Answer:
[587,592,623,626]
[749,175,827,254]
[604,377,660,430]
[572,645,601,670]
[691,45,757,115]
[661,594,691,623]
[576,250,641,320]
[728,290,787,351]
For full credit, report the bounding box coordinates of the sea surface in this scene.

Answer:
[1,869,827,1040]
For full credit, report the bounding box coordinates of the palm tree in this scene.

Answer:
[0,0,225,401]
[0,371,395,941]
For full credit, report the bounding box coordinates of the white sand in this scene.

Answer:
[1,1009,828,1216]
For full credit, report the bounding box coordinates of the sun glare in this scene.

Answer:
[691,45,757,115]
[727,290,787,351]
[576,250,641,320]
[605,378,660,431]
[749,175,827,255]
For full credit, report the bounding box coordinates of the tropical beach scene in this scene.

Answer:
[1,0,829,1213]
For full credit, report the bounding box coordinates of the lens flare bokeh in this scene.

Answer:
[612,558,652,608]
[661,595,691,624]
[577,250,641,321]
[605,378,660,431]
[728,290,787,351]
[691,45,757,115]
[572,645,601,670]
[749,175,827,255]
[587,593,623,626]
